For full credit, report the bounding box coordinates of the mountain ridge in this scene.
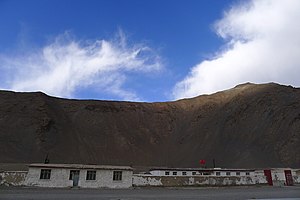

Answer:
[0,82,299,168]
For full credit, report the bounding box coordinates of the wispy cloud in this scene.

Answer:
[173,0,300,99]
[0,30,162,101]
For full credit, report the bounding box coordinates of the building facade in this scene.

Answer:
[133,167,262,187]
[25,163,133,188]
[149,167,255,177]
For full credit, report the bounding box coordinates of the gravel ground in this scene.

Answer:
[0,185,300,200]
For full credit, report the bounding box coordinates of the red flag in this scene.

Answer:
[200,159,206,165]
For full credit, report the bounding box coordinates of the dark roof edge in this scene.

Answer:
[29,163,133,170]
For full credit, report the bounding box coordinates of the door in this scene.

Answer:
[70,170,80,187]
[264,169,273,186]
[73,174,79,187]
[284,170,293,186]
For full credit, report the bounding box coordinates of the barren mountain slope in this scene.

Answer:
[0,83,299,168]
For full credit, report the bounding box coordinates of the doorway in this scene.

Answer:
[264,169,273,186]
[284,170,294,186]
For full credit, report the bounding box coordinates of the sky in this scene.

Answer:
[0,0,300,102]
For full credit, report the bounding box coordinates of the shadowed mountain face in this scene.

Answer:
[0,83,299,168]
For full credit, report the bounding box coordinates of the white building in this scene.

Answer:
[133,167,259,187]
[149,167,255,177]
[25,163,133,188]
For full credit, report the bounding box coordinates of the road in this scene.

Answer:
[0,186,300,200]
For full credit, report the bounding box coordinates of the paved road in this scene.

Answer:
[0,186,300,200]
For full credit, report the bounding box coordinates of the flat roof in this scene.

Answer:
[149,167,254,172]
[29,163,133,171]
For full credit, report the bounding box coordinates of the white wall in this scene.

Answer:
[150,170,254,177]
[25,168,72,187]
[213,171,254,176]
[150,170,196,176]
[271,169,291,186]
[25,168,132,188]
[79,169,132,188]
[254,168,299,186]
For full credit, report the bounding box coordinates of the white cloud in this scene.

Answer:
[0,31,162,101]
[173,0,300,99]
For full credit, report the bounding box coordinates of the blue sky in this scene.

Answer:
[1,0,300,102]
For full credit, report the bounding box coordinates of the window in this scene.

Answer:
[226,172,231,176]
[40,169,51,179]
[192,172,196,176]
[182,172,187,176]
[86,170,96,180]
[69,170,80,180]
[236,172,240,176]
[172,172,177,176]
[113,171,122,181]
[246,172,250,176]
[216,172,221,176]
[165,171,170,176]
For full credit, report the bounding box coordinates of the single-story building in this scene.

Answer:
[133,167,258,187]
[149,167,255,177]
[25,163,133,188]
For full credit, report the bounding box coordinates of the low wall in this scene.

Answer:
[293,175,300,184]
[133,175,268,187]
[0,171,27,186]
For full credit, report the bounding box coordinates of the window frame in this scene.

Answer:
[216,172,221,176]
[172,171,177,176]
[226,172,231,176]
[192,171,196,176]
[113,171,122,181]
[245,172,250,176]
[165,171,170,176]
[236,172,240,176]
[182,171,187,176]
[40,169,51,180]
[86,170,96,180]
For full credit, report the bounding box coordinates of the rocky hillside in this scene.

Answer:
[0,83,299,168]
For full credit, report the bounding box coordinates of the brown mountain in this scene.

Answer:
[0,83,299,168]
